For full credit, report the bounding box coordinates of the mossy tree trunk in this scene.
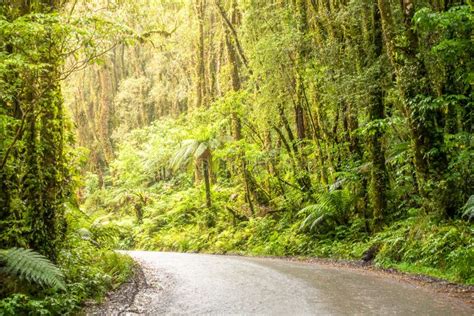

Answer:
[0,0,68,261]
[369,2,389,231]
[377,0,451,216]
[202,150,212,208]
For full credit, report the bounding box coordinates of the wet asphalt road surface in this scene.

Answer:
[109,251,473,315]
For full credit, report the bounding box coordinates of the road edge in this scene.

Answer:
[217,251,474,305]
[81,263,147,315]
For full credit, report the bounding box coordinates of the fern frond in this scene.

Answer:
[462,195,474,221]
[309,214,326,231]
[170,139,199,170]
[194,142,209,159]
[299,189,355,232]
[0,248,66,290]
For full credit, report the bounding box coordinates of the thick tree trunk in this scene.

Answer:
[294,0,308,140]
[2,0,66,261]
[369,2,389,231]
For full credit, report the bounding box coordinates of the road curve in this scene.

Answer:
[102,251,473,315]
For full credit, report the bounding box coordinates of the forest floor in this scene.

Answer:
[85,251,473,315]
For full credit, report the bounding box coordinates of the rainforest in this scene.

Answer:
[0,0,473,314]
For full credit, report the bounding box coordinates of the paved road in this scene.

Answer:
[103,251,473,315]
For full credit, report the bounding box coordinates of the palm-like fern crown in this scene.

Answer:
[299,189,354,231]
[0,247,66,290]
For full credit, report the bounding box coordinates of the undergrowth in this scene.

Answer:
[133,216,473,284]
[76,113,473,286]
[0,207,135,316]
[96,183,473,285]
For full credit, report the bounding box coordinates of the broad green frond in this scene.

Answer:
[299,189,354,232]
[170,139,200,170]
[0,248,66,290]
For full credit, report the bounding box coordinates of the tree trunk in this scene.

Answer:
[2,0,67,261]
[194,0,207,108]
[203,156,212,208]
[369,1,389,231]
[294,0,308,140]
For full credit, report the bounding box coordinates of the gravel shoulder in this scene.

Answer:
[83,264,147,315]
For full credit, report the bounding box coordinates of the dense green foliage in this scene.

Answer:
[0,200,134,315]
[71,0,472,285]
[1,0,473,313]
[0,1,134,314]
[81,112,473,284]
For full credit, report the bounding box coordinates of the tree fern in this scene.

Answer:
[299,189,355,232]
[0,248,66,290]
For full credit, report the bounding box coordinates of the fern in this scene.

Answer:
[299,189,355,232]
[170,139,200,170]
[0,248,66,290]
